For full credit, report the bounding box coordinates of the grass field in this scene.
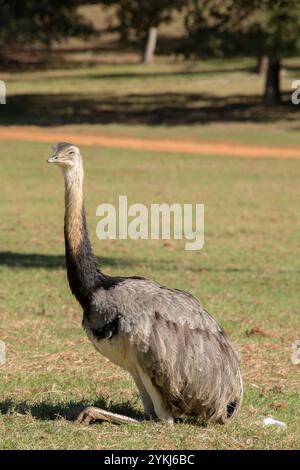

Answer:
[1,139,299,449]
[1,58,300,146]
[0,59,300,449]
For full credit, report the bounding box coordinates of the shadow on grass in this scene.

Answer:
[0,251,297,275]
[0,251,175,275]
[0,91,297,127]
[0,397,144,423]
[0,41,140,71]
[0,398,209,426]
[0,251,138,270]
[0,39,254,72]
[39,66,254,82]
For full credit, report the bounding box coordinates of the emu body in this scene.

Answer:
[47,142,243,425]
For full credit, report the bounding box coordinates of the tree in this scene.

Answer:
[183,0,300,104]
[183,0,253,58]
[102,0,186,63]
[251,0,300,104]
[0,0,94,50]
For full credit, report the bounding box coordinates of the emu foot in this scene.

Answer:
[76,406,140,425]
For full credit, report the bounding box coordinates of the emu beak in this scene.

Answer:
[47,155,58,163]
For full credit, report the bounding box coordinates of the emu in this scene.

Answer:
[47,142,243,425]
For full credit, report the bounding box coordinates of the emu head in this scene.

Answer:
[47,142,82,170]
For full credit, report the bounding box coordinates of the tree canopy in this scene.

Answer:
[0,0,94,48]
[1,0,300,102]
[101,0,186,42]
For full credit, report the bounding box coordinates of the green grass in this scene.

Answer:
[1,56,300,449]
[1,58,300,146]
[0,139,299,449]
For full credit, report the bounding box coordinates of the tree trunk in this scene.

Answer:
[143,27,158,64]
[256,56,269,75]
[264,58,281,105]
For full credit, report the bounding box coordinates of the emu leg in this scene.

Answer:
[76,406,140,425]
[136,367,174,425]
[132,373,156,419]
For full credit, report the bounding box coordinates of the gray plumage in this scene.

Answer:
[48,142,243,425]
[84,278,243,424]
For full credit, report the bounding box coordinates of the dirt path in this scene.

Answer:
[0,125,300,160]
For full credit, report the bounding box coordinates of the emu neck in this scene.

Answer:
[64,166,84,255]
[63,164,99,307]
